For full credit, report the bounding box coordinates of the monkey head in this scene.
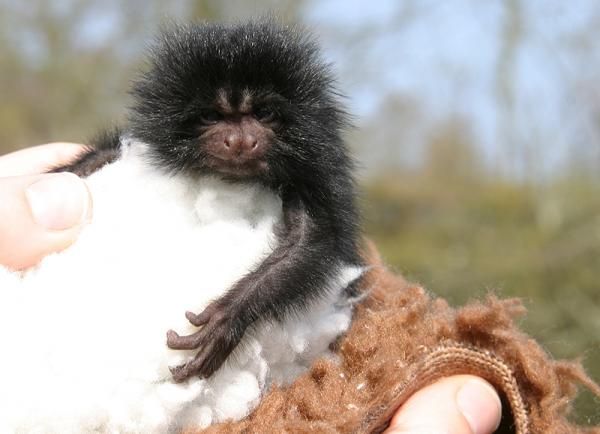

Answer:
[128,20,349,188]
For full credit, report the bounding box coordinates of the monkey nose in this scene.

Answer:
[223,134,259,158]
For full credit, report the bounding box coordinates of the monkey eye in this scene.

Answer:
[199,110,223,125]
[254,107,277,123]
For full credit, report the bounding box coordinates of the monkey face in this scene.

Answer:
[190,89,282,179]
[128,21,349,187]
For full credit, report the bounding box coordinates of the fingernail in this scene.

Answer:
[456,379,502,434]
[26,173,91,231]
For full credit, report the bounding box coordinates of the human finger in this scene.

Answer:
[385,375,502,434]
[0,143,85,177]
[0,173,92,270]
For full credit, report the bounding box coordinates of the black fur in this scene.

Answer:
[54,20,362,382]
[49,128,122,177]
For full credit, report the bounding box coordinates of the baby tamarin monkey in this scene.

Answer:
[53,20,362,383]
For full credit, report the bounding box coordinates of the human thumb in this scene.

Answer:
[0,172,92,270]
[385,375,502,434]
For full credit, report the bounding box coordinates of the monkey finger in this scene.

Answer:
[171,350,208,382]
[169,364,191,383]
[171,332,225,382]
[185,310,211,326]
[166,328,207,350]
[188,301,225,326]
[166,330,181,347]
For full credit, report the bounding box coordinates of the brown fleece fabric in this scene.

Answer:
[190,245,600,433]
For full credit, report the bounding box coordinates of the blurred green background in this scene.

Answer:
[1,0,598,423]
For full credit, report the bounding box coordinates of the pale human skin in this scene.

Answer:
[0,144,501,434]
[0,143,91,269]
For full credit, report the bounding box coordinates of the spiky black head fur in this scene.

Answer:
[129,20,352,192]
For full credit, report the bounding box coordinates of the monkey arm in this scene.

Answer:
[167,192,345,382]
[49,128,122,177]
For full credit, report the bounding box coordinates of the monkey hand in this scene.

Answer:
[166,300,244,382]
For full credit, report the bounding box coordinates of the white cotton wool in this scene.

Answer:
[0,140,361,434]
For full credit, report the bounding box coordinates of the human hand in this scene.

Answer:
[385,375,502,434]
[0,143,92,270]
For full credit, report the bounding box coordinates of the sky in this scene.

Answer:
[306,0,600,176]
